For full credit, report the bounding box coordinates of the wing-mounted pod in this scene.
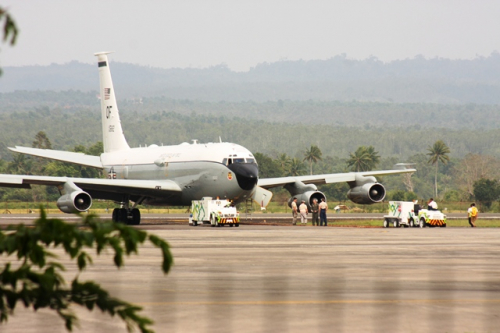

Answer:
[285,181,326,210]
[347,174,385,204]
[56,181,92,213]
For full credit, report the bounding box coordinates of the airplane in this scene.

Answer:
[0,52,415,225]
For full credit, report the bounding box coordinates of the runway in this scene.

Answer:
[3,224,500,332]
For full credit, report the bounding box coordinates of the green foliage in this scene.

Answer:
[346,146,380,172]
[404,191,418,201]
[0,7,17,46]
[473,178,500,210]
[388,190,406,201]
[0,209,173,332]
[303,145,322,175]
[427,140,451,198]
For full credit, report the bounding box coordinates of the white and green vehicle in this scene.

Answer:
[383,201,446,228]
[190,197,240,227]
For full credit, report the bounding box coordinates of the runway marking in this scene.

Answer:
[138,299,500,306]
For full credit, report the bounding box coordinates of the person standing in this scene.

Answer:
[319,198,328,226]
[468,203,478,227]
[291,197,298,225]
[299,200,308,225]
[311,198,319,226]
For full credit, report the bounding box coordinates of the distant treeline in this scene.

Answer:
[2,53,500,103]
[1,107,499,163]
[1,91,499,130]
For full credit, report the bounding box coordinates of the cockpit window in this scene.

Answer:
[222,158,228,165]
[233,158,245,163]
[246,158,256,164]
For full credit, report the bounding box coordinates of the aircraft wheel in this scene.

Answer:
[130,208,141,225]
[419,218,426,228]
[113,208,128,223]
[393,220,399,228]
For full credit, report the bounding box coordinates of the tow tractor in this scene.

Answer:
[383,201,446,228]
[190,197,240,227]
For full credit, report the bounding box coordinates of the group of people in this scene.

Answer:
[291,197,328,226]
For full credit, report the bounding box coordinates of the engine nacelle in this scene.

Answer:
[347,183,386,204]
[56,182,92,213]
[288,191,326,210]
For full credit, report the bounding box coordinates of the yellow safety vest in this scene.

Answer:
[471,207,478,217]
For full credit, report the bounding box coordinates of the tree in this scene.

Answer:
[453,154,500,199]
[0,210,173,333]
[473,178,499,210]
[303,145,322,175]
[0,7,17,75]
[427,140,450,198]
[253,152,281,178]
[346,146,380,172]
[287,158,306,176]
[276,153,291,176]
[32,131,52,149]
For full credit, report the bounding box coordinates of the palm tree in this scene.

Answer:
[427,140,450,198]
[287,158,306,176]
[303,145,323,175]
[346,146,380,172]
[277,153,291,176]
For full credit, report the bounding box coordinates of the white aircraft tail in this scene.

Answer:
[95,52,130,153]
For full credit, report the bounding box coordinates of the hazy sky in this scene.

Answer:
[1,0,500,71]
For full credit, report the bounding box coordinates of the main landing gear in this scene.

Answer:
[112,208,141,225]
[112,199,142,225]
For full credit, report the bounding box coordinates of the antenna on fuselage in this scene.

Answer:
[219,136,222,143]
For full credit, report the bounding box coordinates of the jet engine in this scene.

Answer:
[56,182,92,213]
[347,175,386,204]
[285,181,326,210]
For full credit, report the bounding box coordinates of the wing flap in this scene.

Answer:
[9,146,103,169]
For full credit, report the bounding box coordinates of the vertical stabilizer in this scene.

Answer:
[94,52,130,153]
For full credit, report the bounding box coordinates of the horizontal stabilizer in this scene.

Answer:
[9,146,103,169]
[252,186,273,209]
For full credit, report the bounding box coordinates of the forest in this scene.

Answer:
[3,53,500,103]
[1,54,500,209]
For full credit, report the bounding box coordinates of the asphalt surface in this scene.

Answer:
[1,212,500,227]
[2,223,500,333]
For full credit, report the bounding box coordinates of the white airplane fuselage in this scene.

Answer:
[101,141,258,206]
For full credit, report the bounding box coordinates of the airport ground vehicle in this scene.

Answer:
[190,197,240,227]
[383,201,446,228]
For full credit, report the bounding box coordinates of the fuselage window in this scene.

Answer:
[233,158,245,163]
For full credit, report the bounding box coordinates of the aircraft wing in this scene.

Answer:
[0,174,181,197]
[258,168,416,188]
[9,146,103,169]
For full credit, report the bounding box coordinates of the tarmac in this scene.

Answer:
[2,222,500,333]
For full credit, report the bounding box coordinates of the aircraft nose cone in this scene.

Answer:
[228,163,259,191]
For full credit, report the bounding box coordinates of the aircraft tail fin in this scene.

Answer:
[94,52,130,153]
